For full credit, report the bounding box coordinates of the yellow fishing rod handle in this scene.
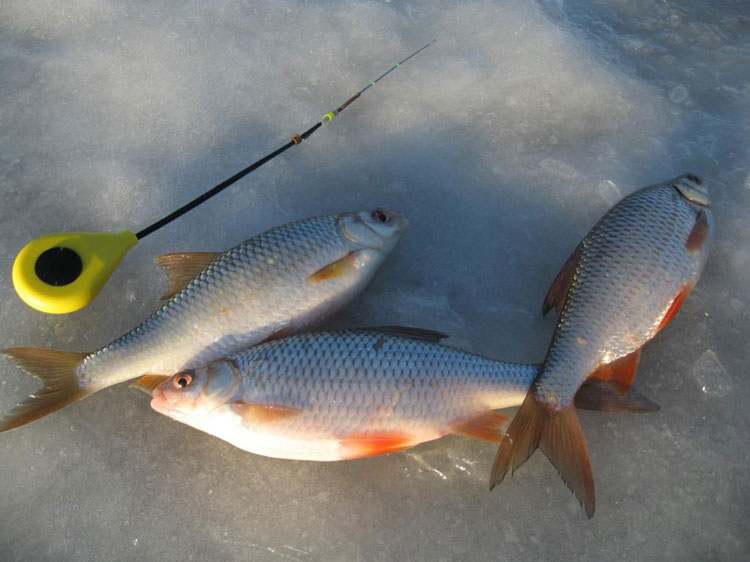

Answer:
[12,230,138,314]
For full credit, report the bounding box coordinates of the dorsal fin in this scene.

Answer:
[155,252,221,299]
[366,326,450,343]
[543,243,582,317]
[587,348,642,395]
[259,326,295,345]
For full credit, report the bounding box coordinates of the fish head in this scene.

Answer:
[339,209,408,254]
[150,361,241,419]
[670,173,711,209]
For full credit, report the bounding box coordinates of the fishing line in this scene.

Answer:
[135,39,436,240]
[12,40,436,314]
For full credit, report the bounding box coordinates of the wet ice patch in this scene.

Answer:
[596,179,623,206]
[669,85,690,105]
[404,446,483,482]
[539,158,578,179]
[692,349,732,397]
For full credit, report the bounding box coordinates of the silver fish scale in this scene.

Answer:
[78,215,364,388]
[230,330,538,435]
[536,184,712,409]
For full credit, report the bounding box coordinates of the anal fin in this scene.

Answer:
[588,348,642,395]
[450,411,509,443]
[543,244,582,317]
[155,252,221,299]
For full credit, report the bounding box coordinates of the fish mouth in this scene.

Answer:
[150,386,169,412]
[671,173,711,208]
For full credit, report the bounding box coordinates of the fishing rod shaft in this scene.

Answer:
[134,40,435,241]
[136,123,321,239]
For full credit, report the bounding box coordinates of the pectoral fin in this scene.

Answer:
[230,402,302,425]
[686,209,709,254]
[131,374,170,395]
[155,251,221,299]
[308,251,363,283]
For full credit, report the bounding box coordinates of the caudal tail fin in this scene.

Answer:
[490,392,595,518]
[0,347,92,432]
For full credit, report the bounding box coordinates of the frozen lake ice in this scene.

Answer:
[1,1,748,560]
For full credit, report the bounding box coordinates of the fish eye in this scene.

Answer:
[174,373,193,388]
[686,173,702,185]
[371,210,390,224]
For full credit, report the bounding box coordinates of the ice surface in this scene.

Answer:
[1,0,749,560]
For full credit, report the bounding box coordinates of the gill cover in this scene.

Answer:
[154,361,241,414]
[339,210,407,252]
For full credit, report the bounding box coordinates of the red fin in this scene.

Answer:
[588,348,642,394]
[130,374,170,395]
[339,431,414,459]
[450,411,509,443]
[543,244,582,317]
[308,251,363,283]
[686,209,709,254]
[230,402,301,425]
[657,284,693,333]
[0,348,92,432]
[574,382,659,413]
[367,326,449,343]
[155,252,221,299]
[490,393,595,519]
